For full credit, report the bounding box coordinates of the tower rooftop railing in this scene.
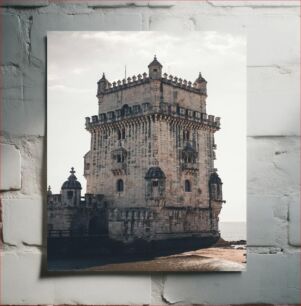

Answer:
[161,73,207,95]
[97,72,206,96]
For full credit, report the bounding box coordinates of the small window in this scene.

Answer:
[152,180,158,187]
[153,69,157,72]
[67,191,73,199]
[121,128,125,139]
[117,179,124,192]
[184,180,191,192]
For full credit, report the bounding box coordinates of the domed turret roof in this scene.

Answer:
[148,55,163,68]
[145,166,166,179]
[209,171,222,184]
[61,167,82,190]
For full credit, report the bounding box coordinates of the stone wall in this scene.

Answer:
[86,116,216,208]
[0,0,300,304]
[107,206,213,242]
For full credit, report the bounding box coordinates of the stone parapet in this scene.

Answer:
[161,73,207,95]
[97,73,206,96]
[97,73,149,96]
[86,102,220,131]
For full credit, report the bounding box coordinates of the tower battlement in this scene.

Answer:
[85,102,220,131]
[97,72,207,96]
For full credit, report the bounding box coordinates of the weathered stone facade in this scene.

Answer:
[48,57,224,250]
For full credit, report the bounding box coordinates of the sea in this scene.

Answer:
[219,221,246,241]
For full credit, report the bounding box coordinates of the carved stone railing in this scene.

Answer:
[97,73,150,95]
[181,162,199,174]
[111,162,127,176]
[108,207,154,221]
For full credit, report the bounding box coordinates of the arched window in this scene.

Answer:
[67,191,73,199]
[121,128,126,139]
[117,179,124,192]
[185,180,191,192]
[183,130,190,141]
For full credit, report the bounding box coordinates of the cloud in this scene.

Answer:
[48,84,92,94]
[72,68,86,75]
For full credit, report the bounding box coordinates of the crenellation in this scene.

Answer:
[215,116,221,127]
[86,102,220,131]
[96,68,207,99]
[92,115,98,123]
[208,115,214,122]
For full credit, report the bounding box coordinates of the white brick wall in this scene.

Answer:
[0,143,21,190]
[1,1,299,304]
[2,198,43,246]
[162,253,300,303]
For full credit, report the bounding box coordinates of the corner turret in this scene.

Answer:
[148,55,162,80]
[209,170,223,202]
[194,72,207,95]
[97,73,110,103]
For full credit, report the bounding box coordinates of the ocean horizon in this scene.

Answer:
[219,221,246,241]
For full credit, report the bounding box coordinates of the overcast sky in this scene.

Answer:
[48,31,246,222]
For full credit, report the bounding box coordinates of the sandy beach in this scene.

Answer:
[84,245,246,272]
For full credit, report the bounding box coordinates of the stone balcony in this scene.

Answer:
[181,162,199,174]
[111,162,127,176]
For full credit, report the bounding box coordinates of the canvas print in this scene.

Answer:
[47,31,246,272]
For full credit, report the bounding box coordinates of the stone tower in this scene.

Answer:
[84,56,224,244]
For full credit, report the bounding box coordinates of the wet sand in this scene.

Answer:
[84,247,246,272]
